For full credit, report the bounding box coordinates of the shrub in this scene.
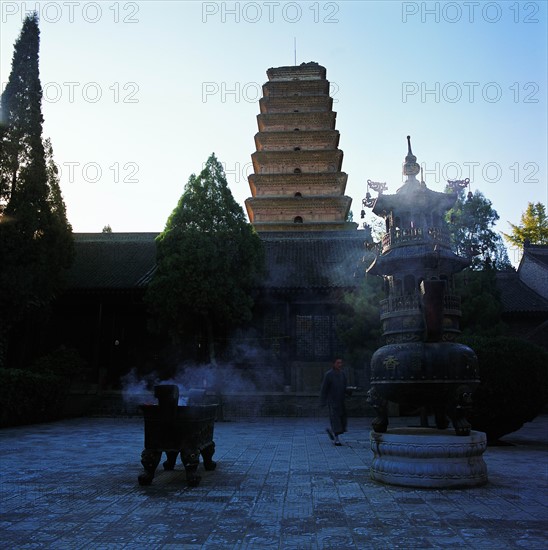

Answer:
[0,347,86,427]
[461,335,548,442]
[0,369,67,427]
[28,346,86,380]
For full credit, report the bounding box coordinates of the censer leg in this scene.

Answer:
[367,388,389,433]
[434,406,449,430]
[451,386,474,436]
[163,451,178,471]
[181,449,201,487]
[201,442,217,471]
[138,449,162,486]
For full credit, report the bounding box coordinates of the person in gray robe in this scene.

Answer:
[320,358,352,445]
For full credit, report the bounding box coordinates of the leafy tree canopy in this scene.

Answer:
[454,267,506,337]
[445,189,512,271]
[145,154,264,364]
[503,202,548,248]
[337,275,383,386]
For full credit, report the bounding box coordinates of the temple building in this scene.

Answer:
[42,63,546,414]
[495,243,548,348]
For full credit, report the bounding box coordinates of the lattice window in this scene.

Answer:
[332,315,345,357]
[264,313,283,357]
[296,315,314,358]
[296,315,340,360]
[314,316,330,357]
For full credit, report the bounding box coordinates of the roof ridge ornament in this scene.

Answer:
[446,178,471,192]
[361,179,387,215]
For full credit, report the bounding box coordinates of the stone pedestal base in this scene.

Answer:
[370,428,488,488]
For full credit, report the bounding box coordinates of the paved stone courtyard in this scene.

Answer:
[1,414,546,549]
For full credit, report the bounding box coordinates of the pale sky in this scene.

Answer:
[1,1,547,263]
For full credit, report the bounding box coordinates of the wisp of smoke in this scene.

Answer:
[120,329,285,406]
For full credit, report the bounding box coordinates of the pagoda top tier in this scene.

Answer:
[267,62,326,81]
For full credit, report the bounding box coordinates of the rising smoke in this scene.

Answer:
[121,334,284,407]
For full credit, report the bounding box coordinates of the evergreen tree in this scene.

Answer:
[337,275,383,387]
[145,154,264,365]
[0,14,73,368]
[454,267,506,337]
[446,189,512,270]
[503,202,548,248]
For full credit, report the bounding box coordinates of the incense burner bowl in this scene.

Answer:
[369,341,479,434]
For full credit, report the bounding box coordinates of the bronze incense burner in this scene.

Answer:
[138,385,217,487]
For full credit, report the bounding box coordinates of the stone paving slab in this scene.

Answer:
[0,414,546,549]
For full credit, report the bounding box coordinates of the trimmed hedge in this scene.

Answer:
[28,346,86,380]
[0,368,68,427]
[0,346,86,427]
[461,335,548,442]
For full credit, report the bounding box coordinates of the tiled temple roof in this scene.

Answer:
[496,271,548,314]
[525,245,548,268]
[63,233,547,308]
[63,233,158,291]
[64,231,371,292]
[259,231,371,290]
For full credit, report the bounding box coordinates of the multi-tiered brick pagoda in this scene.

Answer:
[245,62,356,232]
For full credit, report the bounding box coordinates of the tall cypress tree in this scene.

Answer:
[145,154,264,365]
[0,13,73,368]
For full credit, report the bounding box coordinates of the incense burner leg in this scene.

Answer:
[181,449,201,487]
[163,451,178,471]
[138,449,162,486]
[452,414,472,436]
[451,385,473,436]
[201,442,217,471]
[434,406,449,430]
[367,388,388,433]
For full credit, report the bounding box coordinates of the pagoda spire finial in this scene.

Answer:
[403,135,420,177]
